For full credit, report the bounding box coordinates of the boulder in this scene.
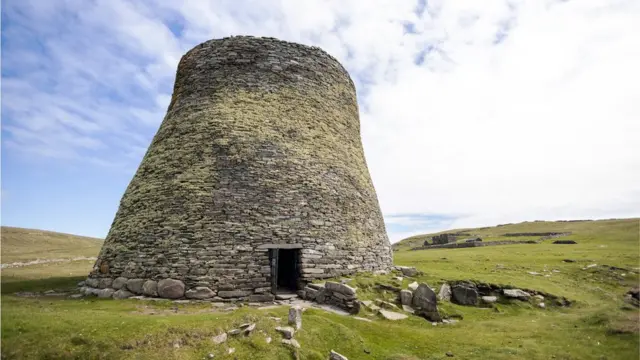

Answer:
[400,290,413,305]
[85,277,99,288]
[379,309,408,320]
[627,287,640,300]
[157,279,185,299]
[112,277,128,290]
[212,333,227,344]
[97,288,115,298]
[398,266,419,277]
[142,280,158,296]
[185,287,215,299]
[438,283,452,301]
[288,306,302,330]
[503,289,531,300]
[275,326,295,339]
[113,289,134,299]
[408,281,419,291]
[325,282,356,296]
[451,284,478,306]
[411,283,441,321]
[330,350,349,360]
[281,339,300,349]
[126,279,146,295]
[481,296,497,304]
[98,278,113,289]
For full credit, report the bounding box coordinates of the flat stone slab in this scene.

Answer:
[379,309,408,320]
[275,293,298,300]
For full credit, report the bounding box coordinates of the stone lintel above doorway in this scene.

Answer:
[257,243,303,250]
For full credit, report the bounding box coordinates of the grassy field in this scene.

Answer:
[1,220,639,359]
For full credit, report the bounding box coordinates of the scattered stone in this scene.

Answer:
[538,303,546,309]
[330,350,349,360]
[354,316,373,322]
[228,329,241,336]
[528,272,541,276]
[69,294,83,299]
[503,289,531,300]
[400,290,413,305]
[113,289,134,299]
[97,288,115,298]
[451,284,478,306]
[481,296,497,304]
[553,240,577,244]
[207,353,214,359]
[126,279,145,295]
[402,305,415,314]
[185,287,215,299]
[243,323,256,335]
[534,295,545,301]
[112,277,128,290]
[412,283,441,321]
[281,339,300,348]
[375,299,399,310]
[446,351,454,357]
[397,266,419,277]
[438,283,452,301]
[585,264,598,269]
[157,279,185,299]
[563,259,576,263]
[142,280,158,297]
[627,287,640,300]
[379,309,408,320]
[395,276,404,281]
[288,306,302,330]
[227,348,235,354]
[265,336,272,344]
[212,333,227,344]
[408,281,419,291]
[275,326,295,339]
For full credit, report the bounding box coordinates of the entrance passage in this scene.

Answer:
[270,249,299,293]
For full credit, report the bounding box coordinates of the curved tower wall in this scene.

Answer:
[87,36,392,298]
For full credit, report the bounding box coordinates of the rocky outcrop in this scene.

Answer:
[302,281,360,314]
[411,283,441,322]
[451,284,478,306]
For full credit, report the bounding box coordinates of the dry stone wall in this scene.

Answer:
[85,36,392,300]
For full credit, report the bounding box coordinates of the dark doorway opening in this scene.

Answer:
[270,249,299,293]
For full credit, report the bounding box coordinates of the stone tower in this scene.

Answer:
[84,36,392,301]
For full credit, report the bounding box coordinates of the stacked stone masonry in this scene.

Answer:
[85,35,393,300]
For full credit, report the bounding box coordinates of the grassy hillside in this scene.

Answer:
[1,226,103,263]
[1,220,638,360]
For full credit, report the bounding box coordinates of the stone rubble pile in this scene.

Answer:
[301,281,360,314]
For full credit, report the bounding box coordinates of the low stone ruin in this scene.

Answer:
[300,281,360,314]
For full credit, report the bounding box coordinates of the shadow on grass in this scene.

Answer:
[1,276,85,294]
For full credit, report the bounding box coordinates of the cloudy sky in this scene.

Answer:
[2,0,639,242]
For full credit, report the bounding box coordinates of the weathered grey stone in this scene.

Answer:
[379,309,408,320]
[411,284,438,312]
[85,278,99,288]
[185,287,215,299]
[157,279,185,299]
[142,280,158,296]
[98,278,113,289]
[398,266,419,277]
[451,284,478,306]
[481,296,497,304]
[212,333,227,344]
[84,36,393,296]
[275,326,295,339]
[400,290,413,305]
[325,282,357,296]
[126,279,145,295]
[112,277,128,290]
[438,283,452,301]
[249,294,275,302]
[218,290,251,298]
[288,306,302,330]
[97,288,115,298]
[113,289,134,299]
[408,281,419,291]
[281,339,300,348]
[243,323,256,335]
[330,350,349,360]
[503,289,531,300]
[228,329,241,336]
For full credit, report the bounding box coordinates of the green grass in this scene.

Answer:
[1,226,103,263]
[1,219,639,359]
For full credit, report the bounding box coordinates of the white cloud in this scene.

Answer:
[2,0,639,241]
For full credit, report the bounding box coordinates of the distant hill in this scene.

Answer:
[1,226,103,264]
[392,218,640,251]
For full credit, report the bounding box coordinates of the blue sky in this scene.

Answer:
[2,0,640,243]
